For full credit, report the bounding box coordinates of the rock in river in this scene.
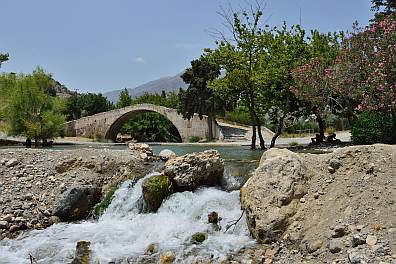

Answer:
[142,175,174,212]
[163,150,224,191]
[52,186,101,221]
[159,149,177,161]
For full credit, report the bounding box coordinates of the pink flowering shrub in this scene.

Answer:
[292,15,396,114]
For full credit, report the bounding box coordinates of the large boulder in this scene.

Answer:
[163,150,224,191]
[159,149,177,161]
[52,186,101,221]
[240,148,309,243]
[142,175,174,212]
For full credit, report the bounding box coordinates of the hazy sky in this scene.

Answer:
[1,0,373,93]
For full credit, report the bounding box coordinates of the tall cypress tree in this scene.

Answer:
[178,58,224,141]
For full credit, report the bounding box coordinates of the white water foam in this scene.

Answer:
[0,172,255,263]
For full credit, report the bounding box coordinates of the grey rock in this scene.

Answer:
[351,234,366,247]
[329,159,342,169]
[348,249,368,264]
[163,150,224,191]
[306,239,323,253]
[240,148,308,243]
[158,149,176,161]
[52,186,101,221]
[0,220,8,229]
[6,158,18,167]
[332,225,348,238]
[328,239,342,253]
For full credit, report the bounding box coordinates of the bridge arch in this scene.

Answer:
[65,104,223,142]
[104,106,183,142]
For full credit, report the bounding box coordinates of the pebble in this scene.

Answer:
[5,158,18,167]
[306,239,323,253]
[366,235,377,247]
[9,224,19,232]
[352,234,366,247]
[328,239,342,253]
[329,159,342,169]
[348,249,368,264]
[0,221,8,229]
[332,225,348,238]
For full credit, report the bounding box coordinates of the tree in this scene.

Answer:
[291,31,343,142]
[372,0,396,13]
[178,58,223,141]
[205,4,269,149]
[116,88,132,108]
[5,68,66,145]
[65,93,113,120]
[0,53,8,68]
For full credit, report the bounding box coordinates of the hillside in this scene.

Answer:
[104,72,187,102]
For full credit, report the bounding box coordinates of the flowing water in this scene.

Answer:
[0,145,262,263]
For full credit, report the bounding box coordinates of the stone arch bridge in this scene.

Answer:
[65,104,223,142]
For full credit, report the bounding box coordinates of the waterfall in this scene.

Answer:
[0,172,255,263]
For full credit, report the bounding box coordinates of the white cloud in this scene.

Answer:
[134,57,145,64]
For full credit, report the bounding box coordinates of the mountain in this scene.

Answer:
[104,72,188,103]
[51,80,77,98]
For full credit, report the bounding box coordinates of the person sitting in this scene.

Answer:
[311,133,324,145]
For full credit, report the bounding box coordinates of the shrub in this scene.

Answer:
[189,136,202,143]
[288,141,299,147]
[351,111,396,145]
[326,126,336,135]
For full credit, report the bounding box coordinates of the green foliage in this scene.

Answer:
[117,92,181,142]
[65,93,113,120]
[93,184,119,218]
[120,112,181,142]
[3,67,66,142]
[189,136,202,143]
[288,141,300,147]
[222,106,252,125]
[131,91,179,108]
[351,111,396,144]
[0,53,8,68]
[178,58,224,120]
[116,88,132,109]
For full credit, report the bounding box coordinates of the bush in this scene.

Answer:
[288,141,299,147]
[351,111,396,145]
[223,106,252,125]
[189,136,202,143]
[326,126,336,135]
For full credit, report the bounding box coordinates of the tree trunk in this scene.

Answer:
[270,115,285,148]
[251,125,257,150]
[207,114,214,141]
[314,109,326,142]
[257,124,266,150]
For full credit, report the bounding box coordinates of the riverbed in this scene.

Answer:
[0,144,261,263]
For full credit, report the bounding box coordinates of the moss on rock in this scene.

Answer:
[142,175,174,212]
[191,232,206,243]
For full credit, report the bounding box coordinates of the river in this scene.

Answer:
[0,144,263,263]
